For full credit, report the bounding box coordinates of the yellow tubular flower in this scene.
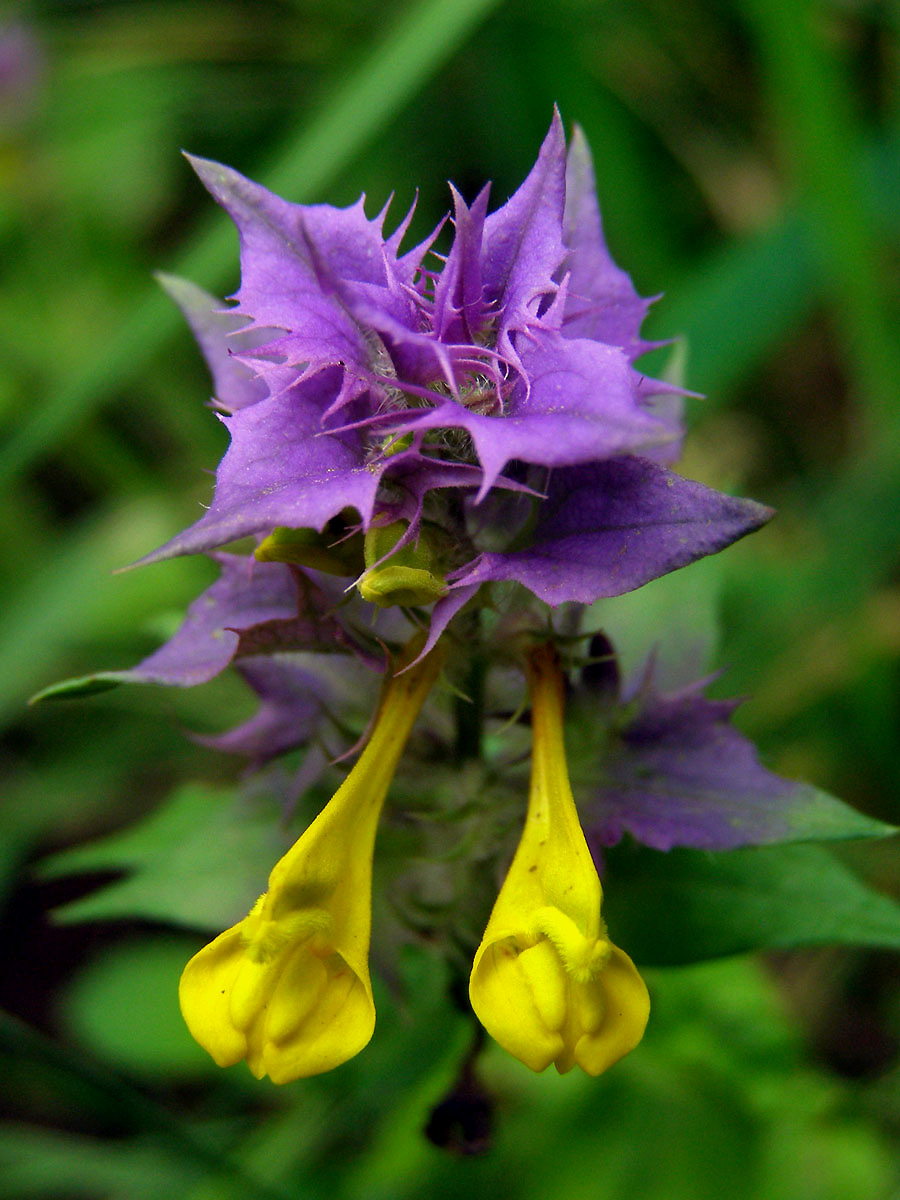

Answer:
[179,637,444,1082]
[469,642,649,1075]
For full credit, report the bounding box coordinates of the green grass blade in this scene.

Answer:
[0,0,503,492]
[739,0,900,433]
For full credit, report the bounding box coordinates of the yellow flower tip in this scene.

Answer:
[469,925,649,1077]
[468,638,650,1076]
[179,902,376,1082]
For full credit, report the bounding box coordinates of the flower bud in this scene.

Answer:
[358,520,449,608]
[254,516,364,576]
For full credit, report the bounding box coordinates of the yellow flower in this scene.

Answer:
[179,638,444,1082]
[469,642,649,1075]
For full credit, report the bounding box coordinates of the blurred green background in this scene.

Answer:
[2,0,899,1196]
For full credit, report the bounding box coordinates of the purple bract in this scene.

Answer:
[139,113,769,640]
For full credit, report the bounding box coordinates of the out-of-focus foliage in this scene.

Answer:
[1,0,899,1196]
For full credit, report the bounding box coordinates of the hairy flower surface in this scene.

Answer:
[141,113,770,651]
[469,643,649,1074]
[179,638,444,1081]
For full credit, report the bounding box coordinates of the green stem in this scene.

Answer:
[453,610,484,762]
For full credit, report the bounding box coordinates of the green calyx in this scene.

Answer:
[358,520,449,609]
[255,518,364,576]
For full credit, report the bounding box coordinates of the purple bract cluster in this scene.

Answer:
[142,113,769,655]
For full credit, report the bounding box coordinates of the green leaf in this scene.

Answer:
[739,0,900,431]
[60,936,218,1080]
[605,841,900,965]
[0,1011,295,1200]
[0,1126,196,1200]
[779,785,897,843]
[0,500,211,727]
[589,550,725,688]
[39,783,288,930]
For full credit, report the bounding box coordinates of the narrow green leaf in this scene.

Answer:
[778,787,896,843]
[0,0,503,491]
[0,1011,297,1200]
[643,213,816,402]
[739,0,900,432]
[0,1125,196,1200]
